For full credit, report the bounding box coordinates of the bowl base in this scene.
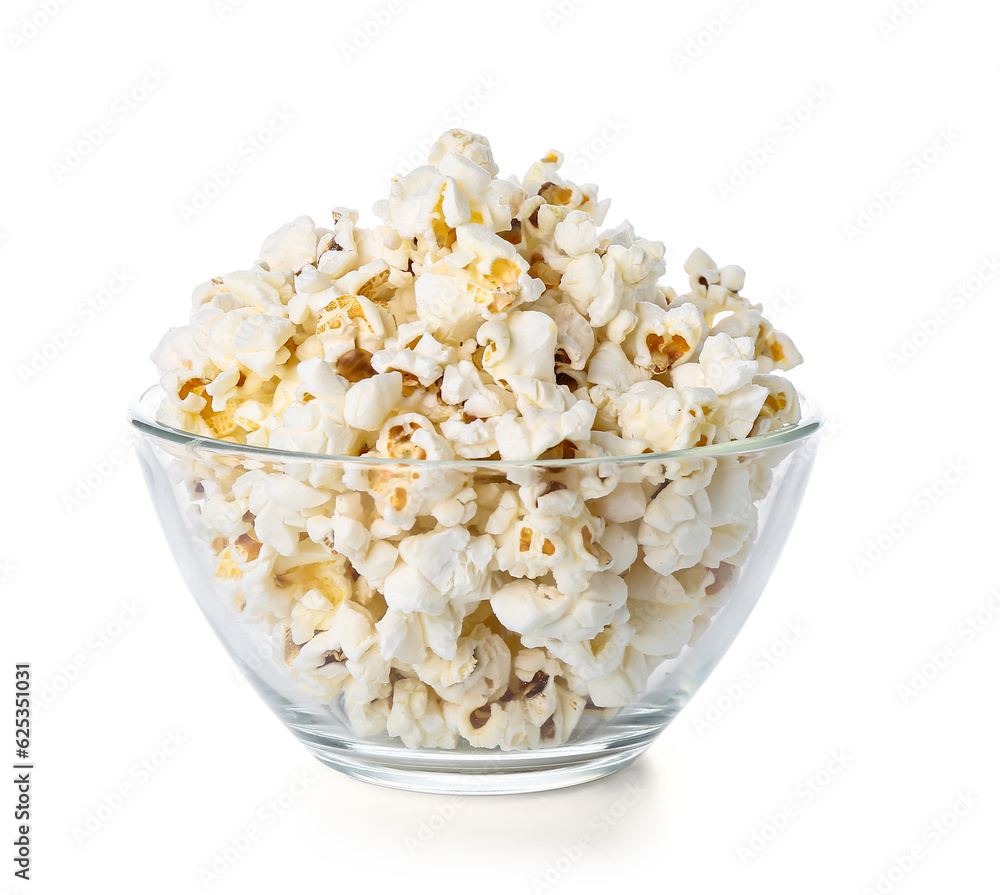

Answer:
[298,734,653,794]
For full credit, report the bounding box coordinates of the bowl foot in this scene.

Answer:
[297,733,654,794]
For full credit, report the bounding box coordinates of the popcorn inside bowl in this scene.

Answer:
[151,130,803,752]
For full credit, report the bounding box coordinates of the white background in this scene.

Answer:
[2,0,998,892]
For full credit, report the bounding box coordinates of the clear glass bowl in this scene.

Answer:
[129,386,821,794]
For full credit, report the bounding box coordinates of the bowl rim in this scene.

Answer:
[128,384,824,469]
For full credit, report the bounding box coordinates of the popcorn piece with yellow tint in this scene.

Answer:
[757,326,802,374]
[623,301,704,373]
[373,166,451,245]
[336,259,392,303]
[409,640,476,700]
[515,151,611,227]
[203,364,242,412]
[414,224,542,343]
[342,422,464,531]
[710,307,803,374]
[660,337,768,442]
[494,508,611,594]
[437,151,512,234]
[322,205,361,255]
[517,149,568,198]
[274,553,354,609]
[315,293,393,358]
[374,150,509,252]
[751,373,801,436]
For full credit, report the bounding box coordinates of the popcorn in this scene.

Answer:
[342,372,404,432]
[586,646,651,707]
[638,472,714,575]
[428,129,499,177]
[371,328,456,387]
[548,303,596,370]
[554,210,600,257]
[493,399,597,461]
[416,623,510,706]
[623,301,704,372]
[258,215,319,273]
[376,603,466,664]
[479,310,558,394]
[386,679,458,749]
[153,129,805,752]
[623,564,704,658]
[542,608,634,681]
[232,315,296,379]
[443,695,529,750]
[491,572,627,645]
[384,527,494,615]
[237,471,330,556]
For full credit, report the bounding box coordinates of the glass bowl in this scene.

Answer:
[129,386,822,794]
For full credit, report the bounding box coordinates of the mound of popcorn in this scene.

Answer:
[152,130,802,751]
